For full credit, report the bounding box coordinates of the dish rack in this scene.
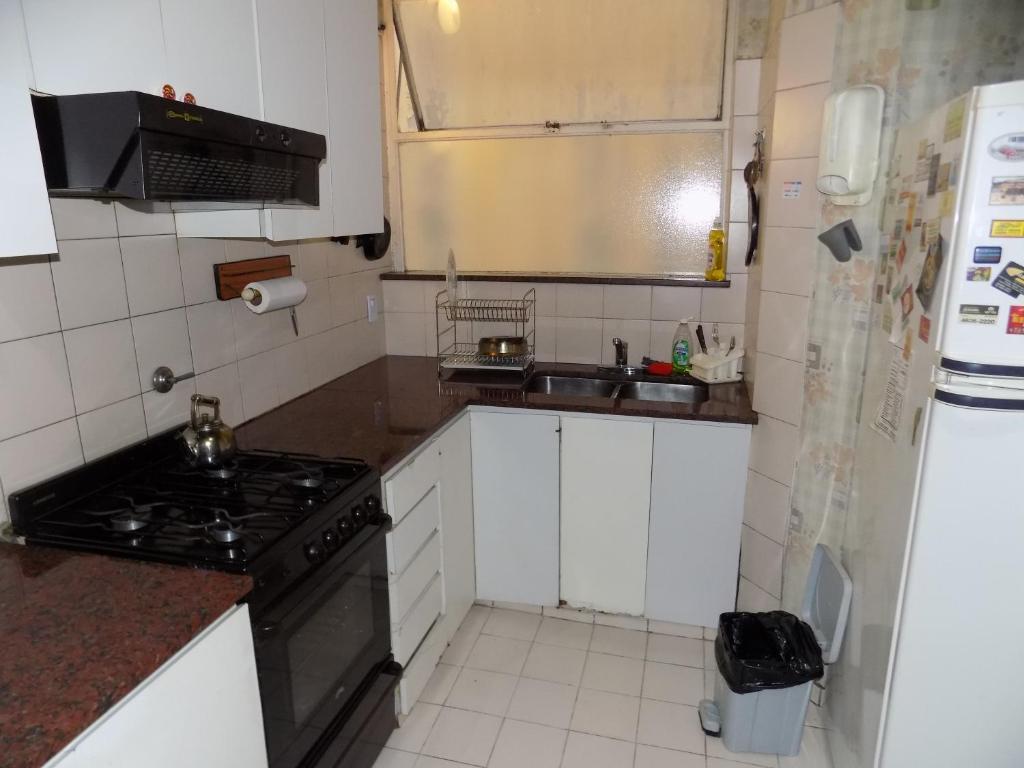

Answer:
[435,288,536,375]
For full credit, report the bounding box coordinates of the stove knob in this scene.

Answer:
[337,516,354,540]
[322,529,339,551]
[365,494,381,514]
[351,504,367,527]
[304,541,324,563]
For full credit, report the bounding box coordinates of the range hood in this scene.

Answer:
[31,91,327,205]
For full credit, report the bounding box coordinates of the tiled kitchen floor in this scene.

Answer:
[376,606,833,768]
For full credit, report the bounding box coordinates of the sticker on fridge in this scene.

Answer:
[991,220,1024,237]
[990,177,1024,205]
[944,98,966,142]
[872,346,910,443]
[973,245,1002,264]
[958,304,1000,325]
[918,315,931,343]
[988,133,1024,162]
[967,266,992,282]
[992,262,1024,298]
[916,234,944,312]
[1008,307,1024,335]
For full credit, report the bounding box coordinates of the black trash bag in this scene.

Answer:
[715,611,824,694]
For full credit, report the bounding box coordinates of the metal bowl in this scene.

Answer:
[477,336,528,357]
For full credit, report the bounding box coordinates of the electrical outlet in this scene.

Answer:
[366,295,378,323]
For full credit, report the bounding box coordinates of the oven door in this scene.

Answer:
[254,523,392,768]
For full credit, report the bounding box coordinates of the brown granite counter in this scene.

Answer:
[0,544,252,768]
[236,356,756,473]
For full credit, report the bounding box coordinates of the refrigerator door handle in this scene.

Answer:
[934,385,1024,411]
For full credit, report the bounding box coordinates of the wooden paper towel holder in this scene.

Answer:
[213,255,293,300]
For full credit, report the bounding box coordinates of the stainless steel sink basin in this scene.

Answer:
[523,375,620,397]
[617,380,708,404]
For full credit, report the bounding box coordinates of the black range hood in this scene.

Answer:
[31,91,326,205]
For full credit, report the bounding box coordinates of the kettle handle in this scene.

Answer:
[191,394,221,428]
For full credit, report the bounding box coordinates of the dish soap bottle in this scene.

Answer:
[704,217,726,282]
[671,318,694,374]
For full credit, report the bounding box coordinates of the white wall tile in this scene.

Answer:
[303,328,344,388]
[64,320,141,413]
[737,576,781,612]
[649,321,679,363]
[700,274,748,324]
[555,317,602,364]
[114,202,176,237]
[194,363,244,427]
[295,240,330,282]
[748,414,800,486]
[132,309,192,392]
[0,418,83,495]
[224,238,266,263]
[526,283,557,316]
[386,312,429,356]
[0,333,75,441]
[761,227,817,297]
[752,352,805,426]
[763,158,821,229]
[777,3,839,90]
[142,377,196,435]
[0,257,60,343]
[383,281,428,313]
[757,291,809,362]
[535,315,558,362]
[740,524,784,597]
[731,115,759,171]
[178,238,226,305]
[295,279,332,338]
[120,235,185,315]
[726,223,749,275]
[651,287,701,322]
[744,469,792,545]
[238,350,281,420]
[271,342,310,404]
[232,299,289,359]
[728,169,748,223]
[51,238,129,329]
[329,274,363,326]
[77,396,147,462]
[187,301,237,373]
[733,59,762,116]
[603,285,651,320]
[48,199,117,240]
[600,320,651,365]
[771,82,830,159]
[556,285,603,318]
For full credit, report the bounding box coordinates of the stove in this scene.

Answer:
[9,427,400,768]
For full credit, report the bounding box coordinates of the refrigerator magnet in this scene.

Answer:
[900,283,915,324]
[990,220,1024,237]
[967,266,992,282]
[990,177,1024,205]
[973,245,1002,264]
[936,163,951,193]
[1008,306,1024,335]
[902,327,914,361]
[988,133,1024,162]
[958,304,1000,325]
[916,235,944,312]
[940,190,955,218]
[896,239,907,271]
[992,262,1024,298]
[918,315,931,343]
[944,98,966,142]
[927,154,941,196]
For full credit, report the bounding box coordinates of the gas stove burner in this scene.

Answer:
[110,512,149,532]
[284,468,325,493]
[209,521,243,544]
[206,466,237,481]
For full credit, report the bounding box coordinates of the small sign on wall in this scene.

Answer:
[782,180,802,199]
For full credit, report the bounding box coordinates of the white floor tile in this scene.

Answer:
[491,600,543,615]
[804,703,825,729]
[646,635,704,669]
[488,719,567,768]
[373,747,419,768]
[421,707,502,767]
[591,626,648,659]
[571,688,641,742]
[704,670,716,699]
[543,605,595,624]
[522,642,587,685]
[637,700,705,755]
[704,641,717,671]
[535,617,593,650]
[646,621,704,640]
[387,703,442,753]
[415,757,478,768]
[465,634,532,676]
[446,668,518,716]
[641,662,704,706]
[442,624,484,667]
[506,677,579,730]
[482,608,542,641]
[420,663,461,705]
[778,725,831,768]
[595,613,649,631]
[634,744,706,768]
[562,732,635,768]
[582,652,644,697]
[706,736,778,767]
[708,759,776,768]
[461,605,492,635]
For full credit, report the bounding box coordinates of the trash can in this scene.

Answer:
[700,544,852,756]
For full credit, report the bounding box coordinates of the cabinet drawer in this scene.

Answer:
[391,574,442,666]
[390,532,441,625]
[387,485,440,575]
[397,621,447,715]
[385,445,440,525]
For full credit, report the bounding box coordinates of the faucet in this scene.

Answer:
[612,337,628,367]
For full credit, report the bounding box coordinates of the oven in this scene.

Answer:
[251,507,398,768]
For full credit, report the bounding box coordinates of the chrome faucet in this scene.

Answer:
[612,337,628,367]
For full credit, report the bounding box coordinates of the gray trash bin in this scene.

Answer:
[702,544,852,756]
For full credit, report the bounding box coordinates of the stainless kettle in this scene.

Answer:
[181,394,236,468]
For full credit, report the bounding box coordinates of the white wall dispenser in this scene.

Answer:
[816,84,885,205]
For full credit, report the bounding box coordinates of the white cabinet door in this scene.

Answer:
[160,0,262,118]
[0,1,57,259]
[646,421,749,628]
[560,416,653,616]
[324,0,384,237]
[471,411,559,606]
[437,414,475,634]
[256,0,334,241]
[46,606,267,768]
[22,0,167,95]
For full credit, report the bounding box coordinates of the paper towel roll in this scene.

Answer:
[241,276,308,314]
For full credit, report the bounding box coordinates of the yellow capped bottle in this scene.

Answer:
[704,217,726,282]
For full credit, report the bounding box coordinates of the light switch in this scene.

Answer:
[366,295,378,323]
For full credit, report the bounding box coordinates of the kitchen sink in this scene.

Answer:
[617,380,708,403]
[523,375,620,398]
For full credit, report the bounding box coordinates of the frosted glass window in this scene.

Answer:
[397,0,727,129]
[399,132,722,275]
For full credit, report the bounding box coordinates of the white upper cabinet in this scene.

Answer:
[0,0,56,258]
[22,0,167,95]
[160,0,262,118]
[255,0,334,242]
[325,0,384,236]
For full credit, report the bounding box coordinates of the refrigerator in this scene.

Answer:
[840,80,1024,768]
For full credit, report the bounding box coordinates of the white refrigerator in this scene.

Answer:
[841,80,1024,767]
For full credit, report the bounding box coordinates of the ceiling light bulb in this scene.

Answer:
[437,0,461,34]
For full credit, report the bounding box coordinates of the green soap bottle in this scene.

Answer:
[671,318,694,374]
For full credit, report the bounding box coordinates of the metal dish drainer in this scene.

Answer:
[435,288,536,375]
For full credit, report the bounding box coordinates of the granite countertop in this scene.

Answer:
[236,356,756,472]
[0,544,252,768]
